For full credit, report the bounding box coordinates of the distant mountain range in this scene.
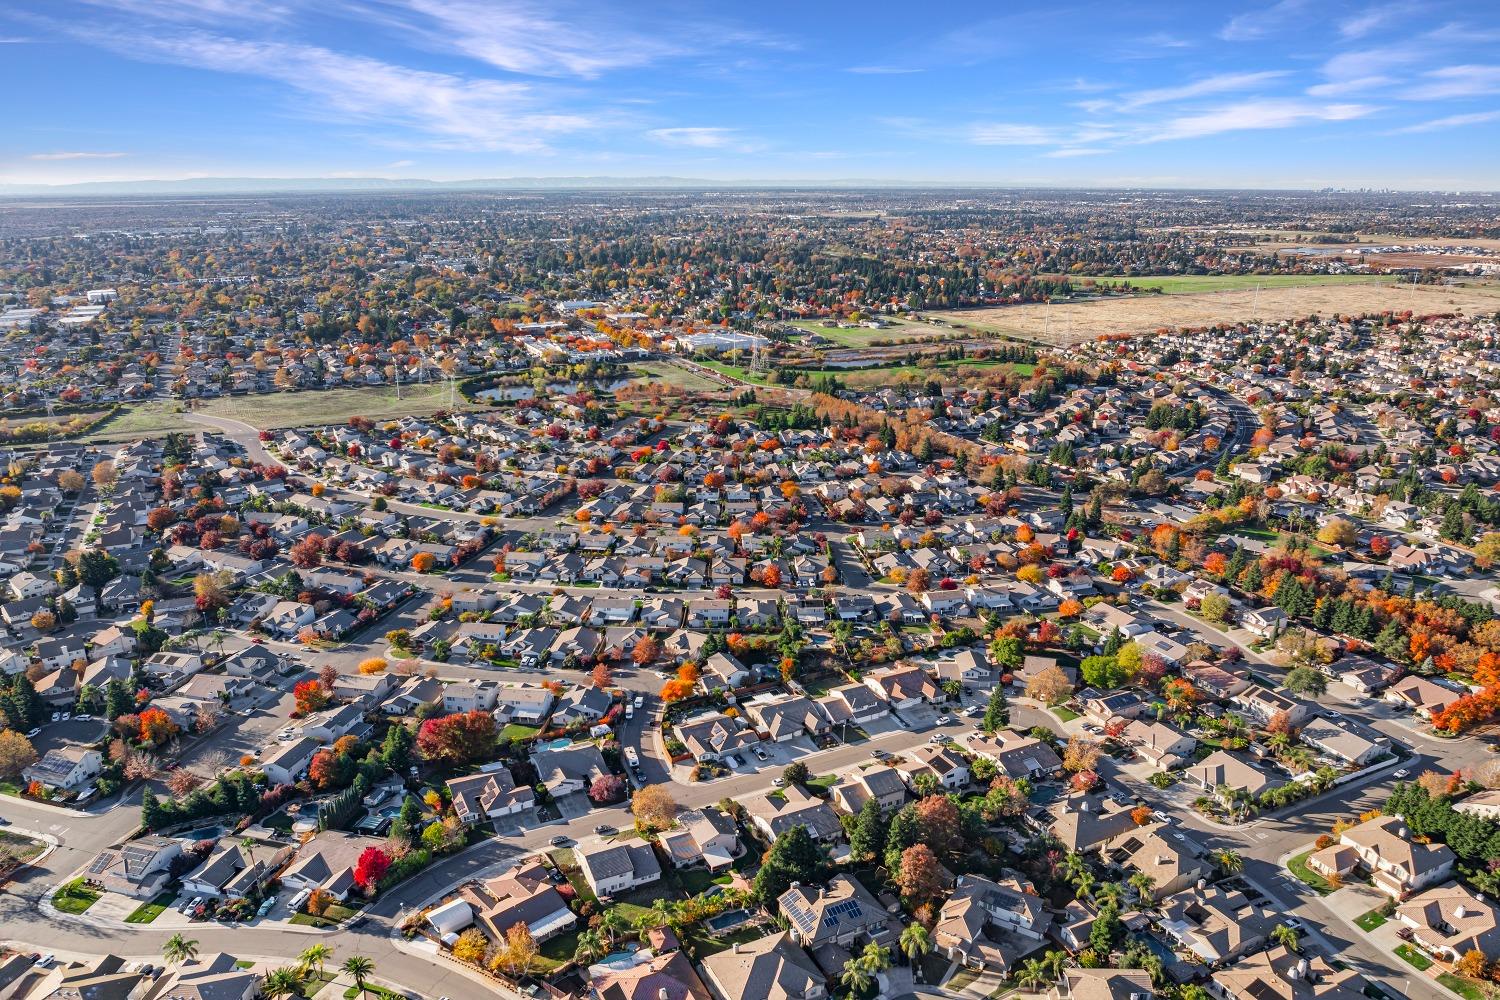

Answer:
[0,175,970,196]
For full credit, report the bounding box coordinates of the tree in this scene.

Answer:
[352,846,391,892]
[753,824,825,903]
[261,969,302,1000]
[1080,655,1128,690]
[452,928,489,964]
[989,635,1024,669]
[1017,957,1052,993]
[1315,518,1357,548]
[163,934,199,964]
[1062,736,1102,774]
[1200,594,1231,624]
[357,657,387,675]
[590,662,612,689]
[1456,949,1488,979]
[982,685,1010,733]
[1212,848,1244,874]
[1026,666,1073,705]
[895,844,944,903]
[849,797,888,864]
[298,944,332,978]
[589,773,626,804]
[416,710,497,765]
[1269,924,1300,951]
[0,730,37,780]
[631,785,677,831]
[1284,666,1328,697]
[411,552,437,573]
[138,707,180,746]
[496,921,539,977]
[91,460,117,490]
[899,922,932,966]
[914,795,962,857]
[632,635,662,665]
[342,956,374,998]
[29,610,55,632]
[841,956,874,995]
[783,760,810,785]
[75,548,119,613]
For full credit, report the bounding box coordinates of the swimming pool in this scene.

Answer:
[707,909,753,932]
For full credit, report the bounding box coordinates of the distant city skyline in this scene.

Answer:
[2,0,1498,189]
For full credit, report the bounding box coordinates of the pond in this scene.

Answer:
[706,909,753,932]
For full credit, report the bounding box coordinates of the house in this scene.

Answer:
[530,743,609,799]
[594,949,712,1000]
[1386,676,1463,719]
[698,930,825,1000]
[17,955,146,1000]
[1105,824,1211,900]
[1158,883,1278,966]
[1454,789,1500,820]
[1212,947,1368,1000]
[1054,968,1155,1000]
[1187,750,1280,799]
[83,836,183,897]
[933,648,996,687]
[446,858,577,944]
[260,737,320,786]
[1240,606,1288,638]
[780,875,894,961]
[816,683,888,724]
[22,744,101,791]
[702,652,752,691]
[1395,882,1500,963]
[146,952,260,1000]
[301,703,368,743]
[280,831,380,902]
[1122,719,1196,770]
[179,842,277,901]
[443,680,500,714]
[658,807,742,871]
[862,664,939,710]
[745,784,844,842]
[829,765,908,815]
[1298,717,1388,766]
[551,686,614,726]
[447,768,535,825]
[676,712,762,762]
[1185,663,1251,699]
[935,874,1052,972]
[1045,795,1140,853]
[965,729,1063,780]
[494,684,556,724]
[1229,685,1311,729]
[893,744,971,791]
[746,693,830,742]
[577,840,663,898]
[1339,815,1455,899]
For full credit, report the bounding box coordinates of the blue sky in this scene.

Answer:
[2,0,1498,188]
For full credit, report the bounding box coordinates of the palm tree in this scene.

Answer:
[262,968,302,1000]
[1312,766,1339,792]
[298,943,332,978]
[598,907,629,944]
[900,923,932,967]
[841,956,873,995]
[342,956,374,998]
[1129,872,1157,905]
[1271,925,1301,951]
[1017,957,1053,993]
[1063,851,1089,884]
[574,929,605,965]
[1043,950,1069,979]
[1073,869,1097,900]
[1213,848,1244,874]
[162,934,198,965]
[1140,953,1167,988]
[1094,882,1124,909]
[861,942,891,974]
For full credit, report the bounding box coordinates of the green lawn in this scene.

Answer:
[1051,706,1080,722]
[686,922,769,957]
[1355,909,1388,932]
[1285,850,1335,894]
[291,971,337,998]
[1437,973,1484,1000]
[674,867,732,896]
[804,774,839,795]
[51,879,102,914]
[289,903,361,928]
[344,986,406,1000]
[1394,945,1433,971]
[536,926,583,973]
[124,892,177,924]
[1088,274,1393,295]
[0,831,45,863]
[499,723,540,742]
[630,361,726,393]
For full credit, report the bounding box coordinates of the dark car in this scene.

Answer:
[594,824,616,835]
[549,835,571,846]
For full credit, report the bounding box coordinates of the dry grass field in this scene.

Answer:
[928,281,1500,346]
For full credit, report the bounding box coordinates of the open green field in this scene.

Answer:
[84,383,483,442]
[787,317,958,347]
[629,360,727,393]
[1086,274,1394,295]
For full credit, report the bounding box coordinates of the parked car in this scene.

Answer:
[1394,769,1410,778]
[632,695,644,709]
[871,749,890,759]
[549,835,570,846]
[772,777,786,788]
[935,715,952,725]
[594,824,615,835]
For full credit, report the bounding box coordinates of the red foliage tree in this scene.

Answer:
[416,710,498,764]
[352,846,391,892]
[293,679,331,714]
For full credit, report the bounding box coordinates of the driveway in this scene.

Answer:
[33,719,108,754]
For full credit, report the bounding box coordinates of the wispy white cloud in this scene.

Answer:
[28,150,128,160]
[0,35,31,42]
[80,0,292,22]
[1118,70,1289,110]
[1044,147,1110,158]
[1386,110,1500,133]
[967,123,1061,146]
[1340,3,1417,39]
[846,65,920,75]
[1405,64,1500,99]
[646,127,752,150]
[65,27,593,152]
[1306,75,1394,97]
[384,159,415,168]
[1219,0,1310,41]
[1143,99,1376,141]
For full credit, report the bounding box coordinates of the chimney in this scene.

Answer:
[660,990,670,1000]
[1398,827,1409,839]
[1196,878,1208,891]
[1295,959,1309,981]
[1455,906,1468,919]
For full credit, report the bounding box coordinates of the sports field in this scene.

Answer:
[84,383,481,441]
[786,317,957,347]
[928,280,1500,346]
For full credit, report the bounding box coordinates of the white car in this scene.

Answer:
[935,715,952,725]
[1393,769,1410,778]
[772,777,786,788]
[50,712,60,723]
[632,695,644,709]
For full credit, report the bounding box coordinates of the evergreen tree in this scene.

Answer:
[884,805,920,873]
[849,798,888,865]
[9,675,43,728]
[382,723,415,772]
[982,685,1010,734]
[105,678,131,721]
[142,791,166,830]
[1375,620,1408,662]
